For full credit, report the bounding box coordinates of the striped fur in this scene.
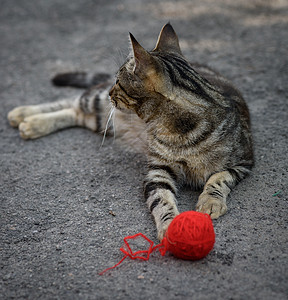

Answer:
[110,24,253,240]
[7,23,253,241]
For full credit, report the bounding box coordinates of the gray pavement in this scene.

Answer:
[1,0,287,299]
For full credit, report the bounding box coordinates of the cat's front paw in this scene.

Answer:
[196,194,227,219]
[157,220,173,242]
[8,106,40,127]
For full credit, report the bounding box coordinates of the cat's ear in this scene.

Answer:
[154,23,182,56]
[129,33,153,75]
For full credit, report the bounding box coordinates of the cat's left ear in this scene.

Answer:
[153,23,183,56]
[129,33,153,75]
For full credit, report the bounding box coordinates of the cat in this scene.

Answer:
[7,23,254,241]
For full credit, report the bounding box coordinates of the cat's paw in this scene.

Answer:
[8,106,40,127]
[196,194,227,219]
[157,220,173,241]
[18,115,51,139]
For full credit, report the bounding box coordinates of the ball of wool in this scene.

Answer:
[164,211,215,260]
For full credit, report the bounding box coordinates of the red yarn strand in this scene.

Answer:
[99,254,129,275]
[99,233,165,275]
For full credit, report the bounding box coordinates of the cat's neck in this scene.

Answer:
[135,93,164,123]
[136,94,197,137]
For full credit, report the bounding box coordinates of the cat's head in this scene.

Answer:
[109,23,183,116]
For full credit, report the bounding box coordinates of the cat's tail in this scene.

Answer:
[52,72,111,88]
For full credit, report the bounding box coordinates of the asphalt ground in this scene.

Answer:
[1,0,287,299]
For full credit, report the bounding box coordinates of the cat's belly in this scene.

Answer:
[174,156,216,188]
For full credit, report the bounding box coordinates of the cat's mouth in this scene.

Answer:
[109,84,138,111]
[109,95,118,108]
[109,92,134,114]
[109,85,121,108]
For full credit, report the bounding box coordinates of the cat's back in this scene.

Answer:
[191,62,250,123]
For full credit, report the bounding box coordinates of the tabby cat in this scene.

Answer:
[8,24,253,240]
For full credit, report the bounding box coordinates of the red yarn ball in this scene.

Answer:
[164,211,215,260]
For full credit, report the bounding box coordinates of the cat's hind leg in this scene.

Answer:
[196,167,251,218]
[8,98,80,139]
[8,84,112,139]
[18,108,78,139]
[8,99,75,128]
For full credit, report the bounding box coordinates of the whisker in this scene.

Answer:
[100,106,115,148]
[112,107,116,142]
[111,47,127,69]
